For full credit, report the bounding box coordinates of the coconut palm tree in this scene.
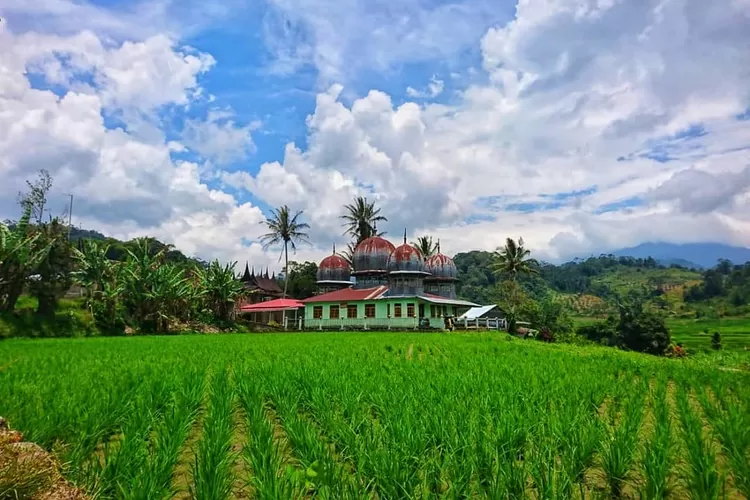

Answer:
[339,241,357,268]
[340,197,387,244]
[260,206,310,298]
[492,237,538,282]
[412,236,437,258]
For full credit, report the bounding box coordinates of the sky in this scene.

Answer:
[1,0,749,270]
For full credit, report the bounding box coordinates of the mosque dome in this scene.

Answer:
[387,244,426,273]
[317,248,351,283]
[352,236,396,273]
[425,252,457,280]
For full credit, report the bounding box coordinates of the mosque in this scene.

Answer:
[302,232,478,329]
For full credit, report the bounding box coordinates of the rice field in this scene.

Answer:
[1,332,748,499]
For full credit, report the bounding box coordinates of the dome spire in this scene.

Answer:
[437,239,441,253]
[403,228,407,244]
[333,243,336,254]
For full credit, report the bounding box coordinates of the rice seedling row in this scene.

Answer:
[0,333,748,499]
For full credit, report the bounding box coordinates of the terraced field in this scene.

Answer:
[668,317,750,352]
[1,333,748,499]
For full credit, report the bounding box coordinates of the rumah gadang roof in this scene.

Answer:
[240,298,304,312]
[240,264,283,294]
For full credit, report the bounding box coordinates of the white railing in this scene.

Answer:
[285,316,507,331]
[457,317,507,330]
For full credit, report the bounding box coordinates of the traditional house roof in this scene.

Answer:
[240,263,283,295]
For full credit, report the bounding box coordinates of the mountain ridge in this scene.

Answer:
[611,242,750,269]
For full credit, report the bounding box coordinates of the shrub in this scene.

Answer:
[536,327,554,343]
[711,332,722,351]
[619,311,671,355]
[576,316,618,343]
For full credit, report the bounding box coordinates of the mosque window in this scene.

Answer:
[365,304,376,318]
[407,303,415,317]
[394,304,402,317]
[347,305,358,318]
[313,306,323,319]
[329,305,339,319]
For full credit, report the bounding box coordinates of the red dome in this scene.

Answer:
[317,252,351,282]
[425,253,457,279]
[387,243,425,273]
[353,236,396,273]
[319,254,349,270]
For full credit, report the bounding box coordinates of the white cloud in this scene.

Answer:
[0,20,273,269]
[406,76,445,99]
[183,110,259,165]
[2,0,750,271]
[230,0,750,262]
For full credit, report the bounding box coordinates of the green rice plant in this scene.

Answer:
[190,370,236,500]
[600,381,646,497]
[676,387,722,500]
[699,385,749,498]
[641,379,673,499]
[1,332,749,499]
[125,370,205,499]
[237,376,300,500]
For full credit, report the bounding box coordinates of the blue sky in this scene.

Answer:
[1,0,749,267]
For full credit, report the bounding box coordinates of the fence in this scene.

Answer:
[287,316,506,331]
[454,317,507,330]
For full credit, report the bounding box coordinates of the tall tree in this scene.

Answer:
[492,237,538,282]
[0,206,50,312]
[412,236,437,258]
[29,218,75,316]
[340,197,387,244]
[18,169,53,224]
[260,206,311,298]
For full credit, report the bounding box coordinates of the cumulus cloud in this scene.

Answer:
[3,0,750,270]
[183,110,260,165]
[0,20,274,269]
[647,165,750,215]
[231,0,750,262]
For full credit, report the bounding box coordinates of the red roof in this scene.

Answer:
[240,298,304,312]
[302,286,388,303]
[319,253,350,270]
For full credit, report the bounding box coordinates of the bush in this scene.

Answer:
[576,316,618,343]
[711,332,722,350]
[536,327,554,343]
[619,311,671,355]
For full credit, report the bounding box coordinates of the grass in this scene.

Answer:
[1,332,749,499]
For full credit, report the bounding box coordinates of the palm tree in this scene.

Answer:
[340,197,387,244]
[412,236,437,258]
[260,206,310,298]
[492,237,538,282]
[340,241,357,268]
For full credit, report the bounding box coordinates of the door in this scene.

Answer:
[418,303,425,318]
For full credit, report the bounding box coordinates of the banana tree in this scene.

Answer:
[0,207,51,312]
[198,260,245,322]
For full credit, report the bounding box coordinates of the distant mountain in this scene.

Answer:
[612,242,750,269]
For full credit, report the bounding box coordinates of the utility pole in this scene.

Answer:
[66,194,74,240]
